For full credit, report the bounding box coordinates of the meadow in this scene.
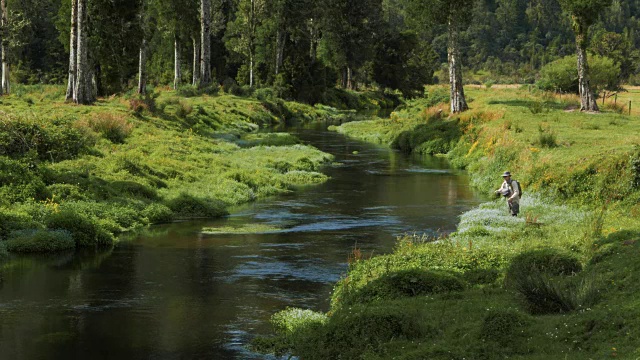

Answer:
[256,86,640,359]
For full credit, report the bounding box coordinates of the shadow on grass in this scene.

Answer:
[488,99,567,110]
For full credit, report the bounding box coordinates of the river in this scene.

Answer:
[0,120,482,359]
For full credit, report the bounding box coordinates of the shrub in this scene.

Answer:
[506,249,582,284]
[339,269,465,306]
[141,203,173,224]
[165,193,227,219]
[177,84,200,97]
[254,87,276,101]
[0,157,50,204]
[528,99,548,114]
[479,309,531,355]
[45,210,114,248]
[0,241,7,258]
[505,249,588,314]
[0,115,93,161]
[175,101,194,119]
[5,229,75,253]
[47,184,87,201]
[538,132,557,148]
[88,113,134,143]
[0,210,36,240]
[537,55,621,95]
[423,86,450,107]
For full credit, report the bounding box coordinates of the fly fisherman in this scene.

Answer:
[495,171,520,217]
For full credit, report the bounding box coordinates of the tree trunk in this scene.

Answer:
[65,0,77,101]
[448,21,468,113]
[192,36,200,86]
[0,0,9,95]
[137,38,147,95]
[275,30,285,75]
[200,0,212,87]
[74,0,92,104]
[309,19,318,64]
[346,66,353,90]
[575,19,598,112]
[340,67,347,88]
[174,37,181,90]
[249,51,254,87]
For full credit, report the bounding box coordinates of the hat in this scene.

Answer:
[502,171,512,177]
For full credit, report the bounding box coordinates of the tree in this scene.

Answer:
[74,0,92,104]
[559,0,613,111]
[200,0,212,86]
[406,0,473,113]
[65,0,76,100]
[1,0,8,94]
[226,0,266,87]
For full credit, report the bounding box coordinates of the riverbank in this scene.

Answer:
[256,86,640,359]
[0,85,395,255]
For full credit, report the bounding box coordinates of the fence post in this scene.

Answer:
[630,101,632,116]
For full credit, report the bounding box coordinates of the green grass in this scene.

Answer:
[0,85,338,252]
[257,86,640,359]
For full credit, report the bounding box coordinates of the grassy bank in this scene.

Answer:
[0,85,398,254]
[256,86,640,359]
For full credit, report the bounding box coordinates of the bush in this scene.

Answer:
[5,229,75,253]
[45,210,113,248]
[537,55,621,95]
[506,249,582,284]
[165,193,227,219]
[254,87,276,101]
[88,113,133,143]
[0,157,50,204]
[175,101,193,119]
[141,203,173,224]
[505,249,587,314]
[479,309,531,355]
[177,84,200,97]
[423,86,450,107]
[538,132,557,148]
[0,115,93,161]
[339,269,465,306]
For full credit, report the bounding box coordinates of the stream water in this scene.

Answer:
[0,121,482,359]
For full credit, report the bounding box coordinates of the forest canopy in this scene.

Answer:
[0,0,639,102]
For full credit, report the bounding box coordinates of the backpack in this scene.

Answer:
[511,180,523,198]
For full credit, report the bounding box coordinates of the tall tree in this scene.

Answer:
[1,0,9,94]
[74,0,92,104]
[65,0,77,100]
[137,0,150,95]
[226,0,266,87]
[408,0,473,112]
[559,0,613,111]
[200,0,212,86]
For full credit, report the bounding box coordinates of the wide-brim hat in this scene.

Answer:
[502,171,512,177]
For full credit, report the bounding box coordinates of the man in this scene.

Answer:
[495,171,520,217]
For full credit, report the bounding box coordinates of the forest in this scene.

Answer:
[0,0,639,104]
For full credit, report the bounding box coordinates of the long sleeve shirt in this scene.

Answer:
[497,179,520,203]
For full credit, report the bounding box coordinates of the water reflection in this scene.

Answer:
[0,123,481,359]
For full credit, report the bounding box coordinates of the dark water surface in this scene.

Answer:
[0,121,482,360]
